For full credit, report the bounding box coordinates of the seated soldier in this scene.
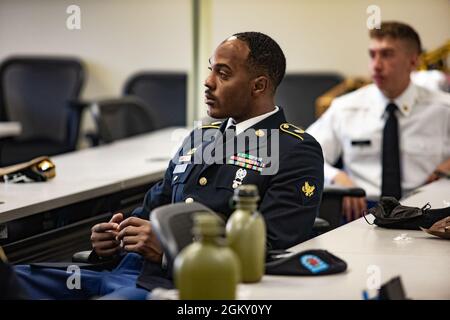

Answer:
[307,21,450,222]
[15,32,324,299]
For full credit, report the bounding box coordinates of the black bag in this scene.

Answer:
[364,197,450,230]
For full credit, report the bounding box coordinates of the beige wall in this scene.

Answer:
[211,0,450,77]
[1,0,448,130]
[0,0,192,100]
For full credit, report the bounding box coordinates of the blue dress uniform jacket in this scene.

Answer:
[134,108,324,250]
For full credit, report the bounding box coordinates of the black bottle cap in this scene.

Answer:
[233,184,260,202]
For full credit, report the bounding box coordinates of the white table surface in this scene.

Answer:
[0,122,21,138]
[239,217,449,300]
[0,127,187,223]
[238,180,450,300]
[401,179,450,209]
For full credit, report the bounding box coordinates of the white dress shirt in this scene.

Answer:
[226,106,280,134]
[307,82,450,199]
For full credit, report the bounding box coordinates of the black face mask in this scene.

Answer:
[364,197,450,230]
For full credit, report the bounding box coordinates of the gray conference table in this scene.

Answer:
[237,179,450,300]
[0,127,186,223]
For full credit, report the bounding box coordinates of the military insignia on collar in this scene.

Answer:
[232,168,247,189]
[300,254,329,273]
[200,121,222,129]
[301,181,315,197]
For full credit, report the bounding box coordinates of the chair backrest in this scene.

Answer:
[150,202,223,269]
[275,73,343,128]
[0,56,85,144]
[123,72,187,129]
[91,96,157,144]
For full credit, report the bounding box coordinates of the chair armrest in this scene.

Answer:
[312,217,331,233]
[323,186,366,198]
[72,250,93,263]
[67,99,92,112]
[72,249,115,264]
[319,186,367,230]
[72,250,123,271]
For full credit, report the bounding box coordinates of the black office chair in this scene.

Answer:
[275,73,343,128]
[0,56,85,166]
[89,96,157,145]
[123,72,187,129]
[150,202,223,269]
[318,186,366,231]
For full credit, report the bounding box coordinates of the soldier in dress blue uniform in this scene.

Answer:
[14,32,324,299]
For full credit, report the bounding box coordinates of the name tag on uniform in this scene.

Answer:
[173,163,188,174]
[351,140,371,146]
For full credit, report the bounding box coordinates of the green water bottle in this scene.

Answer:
[226,184,266,283]
[174,212,240,300]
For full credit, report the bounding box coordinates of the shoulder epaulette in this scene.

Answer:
[279,123,304,140]
[200,120,223,129]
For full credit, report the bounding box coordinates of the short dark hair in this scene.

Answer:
[232,32,286,91]
[369,21,422,54]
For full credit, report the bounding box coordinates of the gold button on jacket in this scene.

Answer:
[199,177,208,186]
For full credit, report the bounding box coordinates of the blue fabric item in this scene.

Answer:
[15,253,149,300]
[367,200,378,209]
[98,286,150,300]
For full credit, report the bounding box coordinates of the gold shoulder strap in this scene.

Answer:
[280,123,304,141]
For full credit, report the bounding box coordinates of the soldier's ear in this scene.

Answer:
[252,76,269,95]
[409,53,419,71]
